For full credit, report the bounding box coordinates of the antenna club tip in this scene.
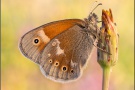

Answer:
[98,3,102,5]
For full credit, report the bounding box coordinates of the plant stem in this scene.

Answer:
[102,67,111,90]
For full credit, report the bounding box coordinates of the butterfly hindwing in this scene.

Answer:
[39,25,95,82]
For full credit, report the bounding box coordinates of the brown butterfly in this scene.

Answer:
[19,3,101,83]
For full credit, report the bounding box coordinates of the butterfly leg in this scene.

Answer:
[93,43,112,55]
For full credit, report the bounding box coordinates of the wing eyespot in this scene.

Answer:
[48,59,53,63]
[61,66,68,72]
[70,69,74,73]
[52,41,57,46]
[33,37,41,46]
[34,39,39,43]
[54,61,59,66]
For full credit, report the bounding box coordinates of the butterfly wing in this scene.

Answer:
[39,25,95,82]
[19,19,85,64]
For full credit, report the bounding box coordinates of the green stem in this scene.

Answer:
[102,67,111,90]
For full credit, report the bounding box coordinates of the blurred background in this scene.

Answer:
[1,0,134,90]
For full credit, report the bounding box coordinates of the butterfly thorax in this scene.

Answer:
[83,13,99,41]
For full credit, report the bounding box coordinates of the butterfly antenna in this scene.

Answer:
[90,1,98,11]
[90,2,102,15]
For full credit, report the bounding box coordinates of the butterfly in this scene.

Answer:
[19,3,101,83]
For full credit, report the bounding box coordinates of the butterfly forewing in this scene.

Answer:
[19,19,85,64]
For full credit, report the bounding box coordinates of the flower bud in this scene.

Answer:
[97,9,119,68]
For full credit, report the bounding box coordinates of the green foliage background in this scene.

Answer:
[1,0,134,90]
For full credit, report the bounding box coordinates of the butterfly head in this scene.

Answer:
[87,2,102,26]
[84,12,99,34]
[83,3,102,39]
[88,12,98,25]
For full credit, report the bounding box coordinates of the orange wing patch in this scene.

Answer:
[42,19,85,39]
